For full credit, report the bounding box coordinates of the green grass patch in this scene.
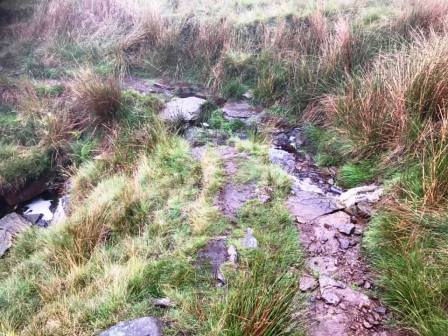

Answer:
[338,159,378,188]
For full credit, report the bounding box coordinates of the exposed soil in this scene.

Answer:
[215,146,257,222]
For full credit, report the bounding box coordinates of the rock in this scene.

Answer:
[292,177,325,194]
[0,213,32,257]
[227,245,238,264]
[339,185,384,208]
[287,191,342,224]
[153,298,175,308]
[160,97,206,122]
[373,306,387,315]
[99,317,163,336]
[363,281,372,289]
[363,321,373,329]
[337,237,350,250]
[51,195,69,226]
[243,228,258,249]
[321,291,341,305]
[299,275,318,292]
[356,201,374,217]
[23,213,42,225]
[242,90,254,100]
[222,101,258,119]
[269,148,296,173]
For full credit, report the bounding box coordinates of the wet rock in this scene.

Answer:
[269,148,296,173]
[287,191,341,223]
[153,298,175,308]
[243,228,258,249]
[51,195,69,226]
[160,97,206,122]
[23,213,42,225]
[197,239,229,283]
[99,317,163,336]
[0,213,31,257]
[292,177,324,194]
[299,275,318,292]
[339,185,384,208]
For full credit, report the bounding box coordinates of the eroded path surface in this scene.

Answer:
[170,87,404,335]
[269,129,405,336]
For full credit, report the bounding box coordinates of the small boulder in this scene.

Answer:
[99,317,163,336]
[0,213,31,257]
[339,185,383,208]
[160,97,206,122]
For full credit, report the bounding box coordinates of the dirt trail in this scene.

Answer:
[172,86,404,335]
[269,129,407,336]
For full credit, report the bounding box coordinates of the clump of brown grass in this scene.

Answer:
[71,69,122,127]
[395,0,448,37]
[316,33,448,159]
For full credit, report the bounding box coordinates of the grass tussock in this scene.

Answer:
[71,69,122,126]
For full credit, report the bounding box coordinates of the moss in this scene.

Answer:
[0,144,52,192]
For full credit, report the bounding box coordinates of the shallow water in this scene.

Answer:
[23,198,54,221]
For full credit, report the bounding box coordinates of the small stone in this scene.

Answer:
[153,298,175,308]
[243,228,258,249]
[336,222,355,235]
[322,291,341,305]
[374,306,387,315]
[363,321,373,329]
[363,281,372,289]
[299,275,318,292]
[338,237,350,250]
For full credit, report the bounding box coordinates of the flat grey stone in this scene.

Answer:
[222,101,258,119]
[160,97,206,122]
[0,213,32,257]
[287,191,341,223]
[99,317,162,336]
